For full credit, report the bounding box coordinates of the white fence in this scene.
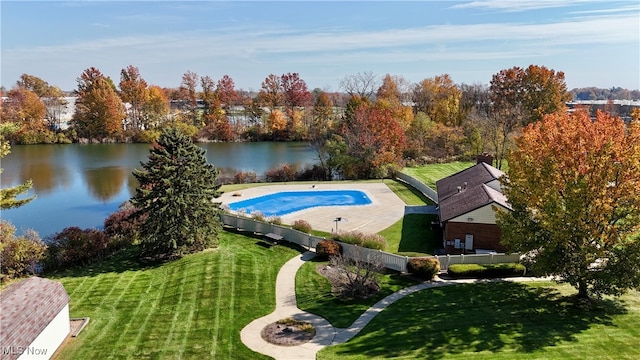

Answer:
[219,213,519,272]
[433,253,521,271]
[395,172,439,203]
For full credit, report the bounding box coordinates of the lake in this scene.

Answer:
[1,142,317,237]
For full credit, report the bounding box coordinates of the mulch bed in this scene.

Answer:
[261,321,316,346]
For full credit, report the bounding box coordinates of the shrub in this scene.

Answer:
[131,129,161,143]
[265,163,296,182]
[55,132,72,144]
[233,171,258,184]
[332,231,387,251]
[295,165,329,181]
[315,239,342,259]
[407,257,440,279]
[329,249,384,299]
[0,221,46,280]
[45,227,111,270]
[448,263,526,279]
[103,203,146,246]
[292,220,312,234]
[12,128,57,144]
[268,216,283,225]
[252,212,266,222]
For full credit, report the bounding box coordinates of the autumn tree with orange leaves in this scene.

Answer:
[73,67,126,141]
[497,110,640,299]
[330,104,406,179]
[119,65,148,131]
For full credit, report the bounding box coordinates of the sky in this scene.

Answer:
[2,1,639,92]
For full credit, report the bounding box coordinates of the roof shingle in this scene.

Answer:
[436,163,510,222]
[0,277,70,358]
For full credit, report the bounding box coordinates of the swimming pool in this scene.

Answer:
[227,190,372,216]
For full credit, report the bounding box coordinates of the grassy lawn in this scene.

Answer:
[318,281,640,359]
[402,161,474,189]
[50,231,302,360]
[380,179,439,255]
[379,214,441,255]
[295,258,418,328]
[382,179,433,205]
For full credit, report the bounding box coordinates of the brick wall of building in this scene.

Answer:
[443,221,508,253]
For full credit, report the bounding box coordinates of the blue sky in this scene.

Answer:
[2,1,639,92]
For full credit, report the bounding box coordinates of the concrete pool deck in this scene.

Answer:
[218,182,407,233]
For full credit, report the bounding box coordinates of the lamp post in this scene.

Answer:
[333,217,345,233]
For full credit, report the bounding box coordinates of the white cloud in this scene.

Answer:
[2,4,638,90]
[6,11,636,63]
[450,0,603,12]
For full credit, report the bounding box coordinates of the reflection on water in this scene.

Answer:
[21,162,72,195]
[2,142,315,236]
[83,166,127,201]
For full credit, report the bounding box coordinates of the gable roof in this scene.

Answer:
[438,183,512,222]
[435,162,505,202]
[436,163,511,222]
[0,277,70,356]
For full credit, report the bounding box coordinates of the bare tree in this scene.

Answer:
[339,71,379,100]
[328,246,385,299]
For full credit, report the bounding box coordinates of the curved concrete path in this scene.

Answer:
[241,252,545,360]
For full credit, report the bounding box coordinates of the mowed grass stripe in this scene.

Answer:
[226,253,237,356]
[63,275,89,298]
[183,252,216,357]
[108,271,160,356]
[209,251,232,359]
[175,255,207,359]
[88,272,140,348]
[126,267,171,359]
[159,259,189,358]
[65,274,102,310]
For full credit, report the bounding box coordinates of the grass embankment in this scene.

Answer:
[402,161,474,189]
[382,179,432,206]
[317,281,640,359]
[50,231,302,360]
[381,179,439,255]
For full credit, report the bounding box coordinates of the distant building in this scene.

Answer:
[566,99,640,122]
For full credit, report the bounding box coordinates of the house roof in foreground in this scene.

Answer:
[0,277,70,357]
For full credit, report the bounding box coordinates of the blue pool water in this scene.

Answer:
[227,190,372,216]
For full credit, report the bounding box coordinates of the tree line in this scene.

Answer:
[2,65,640,300]
[2,65,639,179]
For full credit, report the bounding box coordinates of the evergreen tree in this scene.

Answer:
[0,137,35,209]
[131,128,222,257]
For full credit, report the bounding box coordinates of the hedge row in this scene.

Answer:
[447,263,526,279]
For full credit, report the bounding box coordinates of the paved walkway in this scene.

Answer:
[240,251,546,360]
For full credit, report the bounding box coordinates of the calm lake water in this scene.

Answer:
[1,142,316,237]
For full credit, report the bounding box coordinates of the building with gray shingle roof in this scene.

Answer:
[0,277,70,360]
[436,157,512,253]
